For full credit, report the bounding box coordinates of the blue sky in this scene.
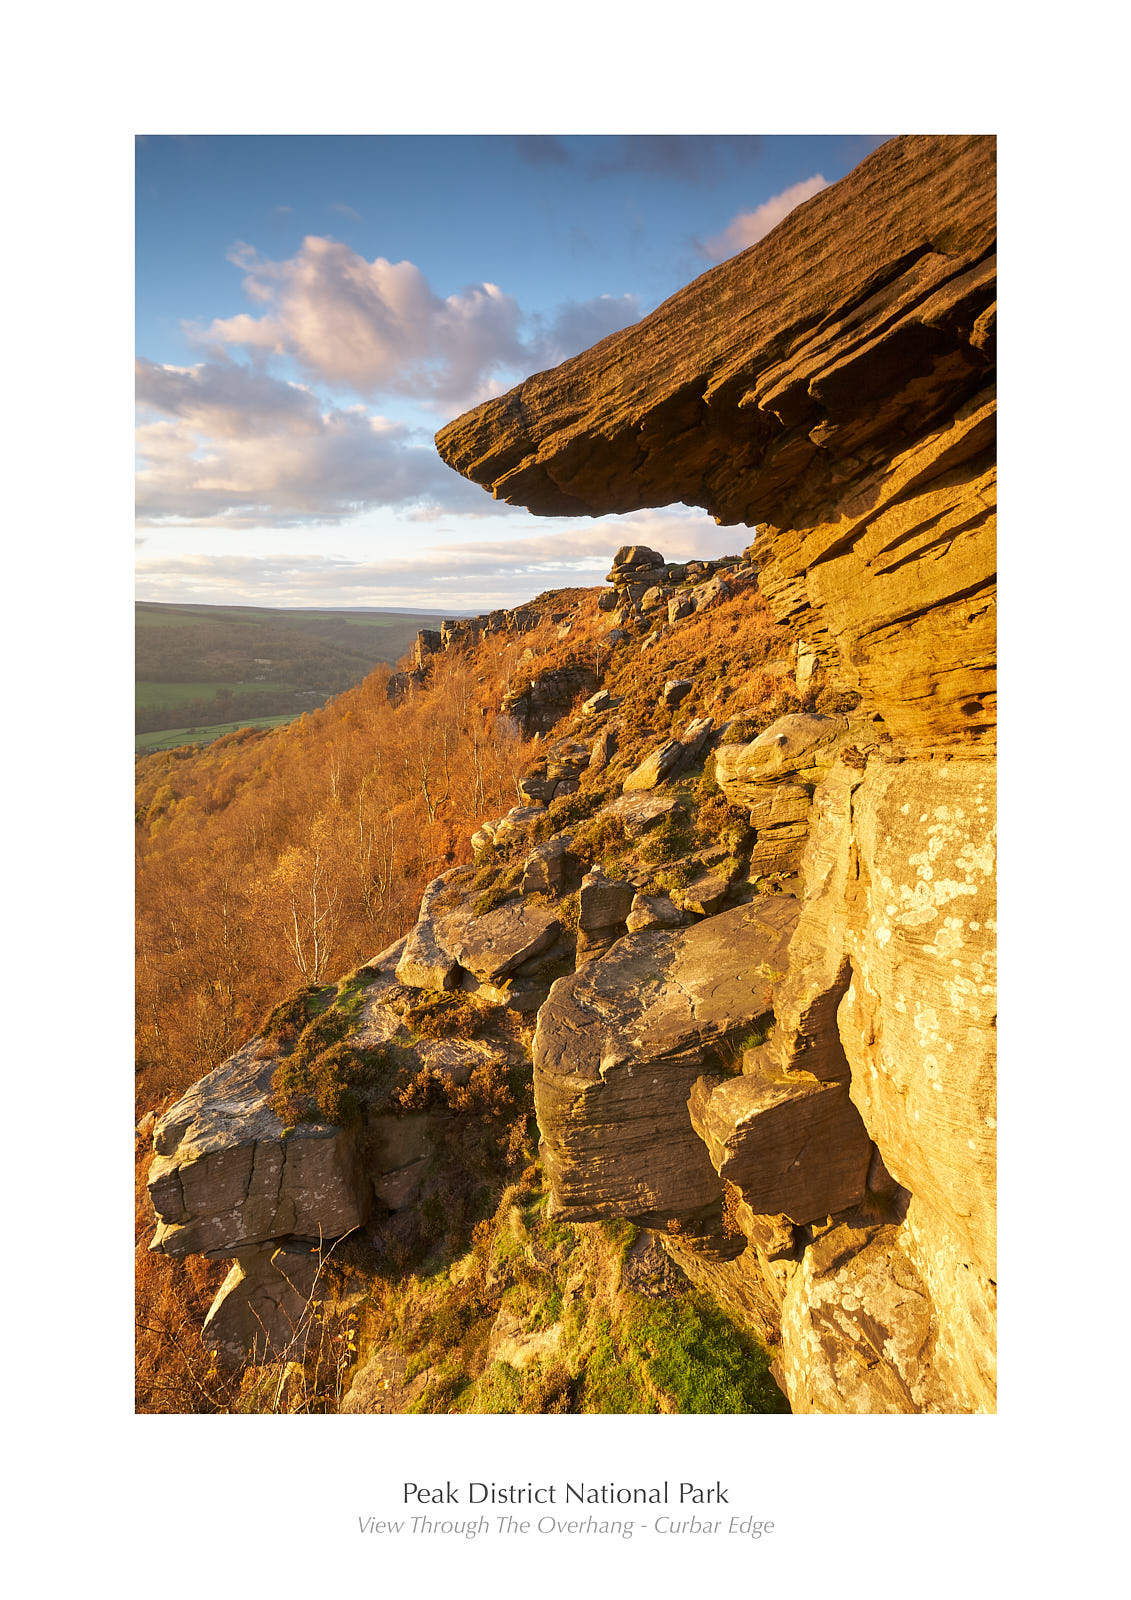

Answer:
[135,134,889,610]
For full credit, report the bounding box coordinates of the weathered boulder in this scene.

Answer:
[396,871,465,991]
[202,1241,321,1367]
[521,836,579,897]
[839,759,996,1274]
[663,678,692,708]
[671,869,732,918]
[744,781,812,830]
[501,667,598,735]
[439,898,562,986]
[622,717,713,791]
[588,725,617,771]
[777,1221,967,1414]
[491,806,544,846]
[578,869,635,933]
[714,714,846,795]
[533,898,799,1239]
[575,868,635,965]
[689,1055,871,1223]
[626,892,684,932]
[746,826,809,878]
[148,1042,370,1260]
[607,544,664,581]
[600,790,689,836]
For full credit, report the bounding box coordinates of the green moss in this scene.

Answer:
[334,964,381,1008]
[571,812,631,865]
[557,891,581,933]
[621,1292,788,1413]
[457,1361,524,1414]
[579,1316,655,1413]
[650,860,695,893]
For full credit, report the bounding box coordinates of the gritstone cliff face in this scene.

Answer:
[434,133,997,1413]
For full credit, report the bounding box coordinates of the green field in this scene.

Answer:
[135,679,302,709]
[135,713,301,753]
[136,601,452,737]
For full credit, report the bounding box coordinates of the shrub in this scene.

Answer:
[271,1038,392,1125]
[557,891,581,932]
[402,990,495,1038]
[640,812,696,865]
[571,812,630,866]
[472,861,523,916]
[261,985,332,1042]
[815,686,862,715]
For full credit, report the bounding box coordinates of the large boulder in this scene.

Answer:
[689,1054,871,1224]
[777,1221,970,1414]
[599,790,689,836]
[441,898,562,986]
[714,715,846,796]
[840,759,997,1274]
[532,898,799,1240]
[396,870,467,990]
[147,1041,370,1260]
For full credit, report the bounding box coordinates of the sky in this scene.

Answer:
[135,134,890,611]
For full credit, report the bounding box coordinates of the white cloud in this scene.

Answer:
[701,174,829,261]
[135,357,496,527]
[188,236,640,410]
[191,237,526,407]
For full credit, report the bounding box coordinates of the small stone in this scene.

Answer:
[578,869,635,933]
[663,678,693,708]
[626,893,684,932]
[581,689,617,716]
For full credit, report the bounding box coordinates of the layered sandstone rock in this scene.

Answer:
[148,1041,370,1261]
[532,897,799,1250]
[437,134,997,1413]
[436,133,996,753]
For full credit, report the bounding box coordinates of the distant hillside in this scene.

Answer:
[135,601,450,746]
